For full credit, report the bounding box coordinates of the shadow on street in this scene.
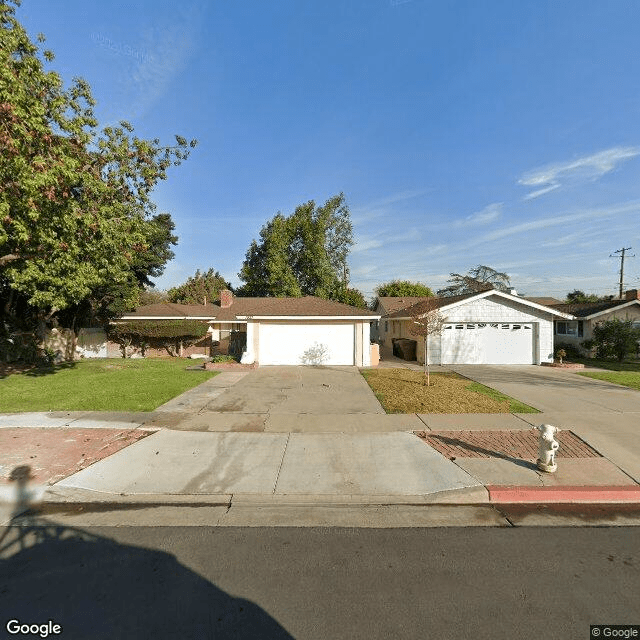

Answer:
[0,466,293,640]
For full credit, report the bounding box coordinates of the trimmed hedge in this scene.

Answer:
[108,320,210,358]
[108,320,209,340]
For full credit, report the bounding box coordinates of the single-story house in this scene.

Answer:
[550,289,640,352]
[371,296,434,344]
[117,290,380,366]
[381,289,573,365]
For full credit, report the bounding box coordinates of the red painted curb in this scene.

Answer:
[487,485,640,503]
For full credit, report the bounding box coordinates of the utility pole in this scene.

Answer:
[610,247,634,298]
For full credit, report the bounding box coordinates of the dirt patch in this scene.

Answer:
[361,368,515,413]
[542,362,585,369]
[0,427,153,485]
[0,363,37,377]
[204,362,258,371]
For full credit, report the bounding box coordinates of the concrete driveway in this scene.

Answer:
[449,364,640,414]
[204,366,384,414]
[449,364,640,482]
[147,366,409,433]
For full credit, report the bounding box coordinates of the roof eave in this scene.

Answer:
[582,299,640,320]
[236,315,381,320]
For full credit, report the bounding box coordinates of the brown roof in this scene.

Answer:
[122,297,378,320]
[123,303,219,318]
[384,290,572,319]
[214,296,378,319]
[523,296,563,305]
[384,292,481,318]
[375,297,435,314]
[550,299,635,318]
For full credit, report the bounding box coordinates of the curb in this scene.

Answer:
[5,485,640,511]
[487,485,640,504]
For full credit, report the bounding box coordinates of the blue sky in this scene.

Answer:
[19,0,640,301]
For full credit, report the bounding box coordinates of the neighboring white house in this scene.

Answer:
[382,289,573,365]
[550,289,640,353]
[117,290,380,366]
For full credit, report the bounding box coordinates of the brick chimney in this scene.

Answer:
[625,289,640,301]
[220,289,233,308]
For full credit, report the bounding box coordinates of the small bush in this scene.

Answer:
[554,342,582,360]
[211,354,238,363]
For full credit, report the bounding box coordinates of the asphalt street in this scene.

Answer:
[1,523,638,640]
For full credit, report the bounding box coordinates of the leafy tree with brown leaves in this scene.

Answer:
[408,300,447,386]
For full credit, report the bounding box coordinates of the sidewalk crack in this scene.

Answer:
[272,433,291,494]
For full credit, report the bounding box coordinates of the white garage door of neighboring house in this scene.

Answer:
[259,323,355,365]
[441,323,534,365]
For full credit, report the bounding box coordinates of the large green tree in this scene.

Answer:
[437,265,511,297]
[375,280,434,298]
[237,193,353,299]
[0,0,195,327]
[565,290,611,304]
[168,268,231,305]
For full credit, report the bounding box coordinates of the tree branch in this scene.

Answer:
[0,254,22,266]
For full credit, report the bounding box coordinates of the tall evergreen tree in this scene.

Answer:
[168,269,232,305]
[238,193,353,298]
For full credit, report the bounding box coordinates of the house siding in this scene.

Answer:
[555,304,640,353]
[409,295,555,364]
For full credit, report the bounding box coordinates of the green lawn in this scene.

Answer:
[576,359,640,390]
[361,368,539,414]
[0,358,217,412]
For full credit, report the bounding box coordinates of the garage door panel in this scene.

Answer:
[259,323,355,365]
[442,323,533,365]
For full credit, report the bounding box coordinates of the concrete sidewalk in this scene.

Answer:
[2,366,640,525]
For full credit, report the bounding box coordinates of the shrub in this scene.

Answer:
[211,355,237,363]
[554,342,582,361]
[108,320,209,357]
[591,319,640,362]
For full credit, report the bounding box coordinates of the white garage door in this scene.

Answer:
[259,323,355,365]
[441,323,534,364]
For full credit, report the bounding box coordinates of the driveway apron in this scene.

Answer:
[449,364,640,414]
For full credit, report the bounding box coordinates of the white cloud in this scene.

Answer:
[518,146,640,200]
[351,189,428,224]
[475,200,640,244]
[455,202,502,227]
[352,238,384,253]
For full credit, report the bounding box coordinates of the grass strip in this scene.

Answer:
[0,358,217,412]
[361,368,539,414]
[576,371,640,391]
[465,382,540,413]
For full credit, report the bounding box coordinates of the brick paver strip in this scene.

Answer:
[487,486,640,503]
[417,429,600,460]
[0,427,153,485]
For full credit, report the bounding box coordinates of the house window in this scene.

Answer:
[455,324,464,329]
[556,321,581,336]
[385,321,388,332]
